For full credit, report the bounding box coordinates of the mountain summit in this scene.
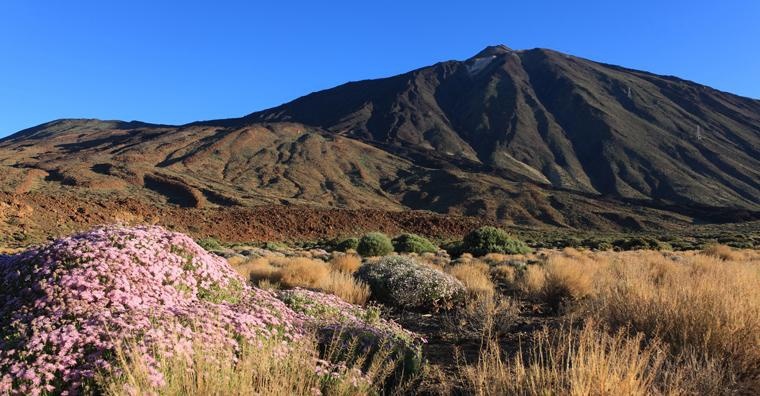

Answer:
[1,45,758,237]
[471,44,513,58]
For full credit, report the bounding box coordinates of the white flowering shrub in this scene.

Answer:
[356,256,465,310]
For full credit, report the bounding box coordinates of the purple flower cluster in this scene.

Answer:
[0,226,303,395]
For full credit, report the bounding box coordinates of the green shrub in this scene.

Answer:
[197,237,223,252]
[336,237,360,252]
[462,226,532,257]
[263,241,287,251]
[392,234,437,254]
[356,256,464,310]
[357,233,393,257]
[442,240,466,258]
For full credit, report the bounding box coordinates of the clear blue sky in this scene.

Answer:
[1,1,759,137]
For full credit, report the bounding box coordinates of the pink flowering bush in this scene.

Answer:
[278,288,426,375]
[0,225,303,395]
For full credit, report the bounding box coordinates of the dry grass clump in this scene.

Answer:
[235,258,281,284]
[101,336,397,396]
[330,253,362,274]
[319,271,371,305]
[279,258,331,288]
[587,251,760,388]
[443,296,519,340]
[540,255,594,310]
[560,246,586,259]
[459,321,669,395]
[515,264,546,298]
[702,243,741,261]
[447,263,494,300]
[233,256,370,305]
[490,264,517,285]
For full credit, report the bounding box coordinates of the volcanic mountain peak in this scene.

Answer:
[471,44,512,58]
[1,44,758,235]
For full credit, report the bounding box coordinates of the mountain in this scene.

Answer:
[1,45,759,242]
[245,45,760,210]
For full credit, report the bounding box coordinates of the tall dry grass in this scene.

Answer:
[587,251,760,389]
[100,335,398,396]
[457,248,760,394]
[702,243,741,261]
[330,253,362,274]
[447,263,495,300]
[234,256,370,305]
[320,270,371,305]
[460,321,669,396]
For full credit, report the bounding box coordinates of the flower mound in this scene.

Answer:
[278,288,425,374]
[356,256,465,310]
[0,225,302,395]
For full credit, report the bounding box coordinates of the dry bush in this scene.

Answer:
[491,264,517,285]
[541,255,594,310]
[279,258,331,288]
[586,251,760,391]
[443,296,519,340]
[319,271,371,305]
[482,252,509,264]
[235,257,370,305]
[516,264,546,299]
[702,243,741,261]
[447,263,494,300]
[330,253,362,274]
[234,258,281,284]
[459,321,669,396]
[560,246,586,259]
[226,255,247,266]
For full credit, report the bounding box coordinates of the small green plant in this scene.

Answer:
[462,226,532,257]
[196,237,223,252]
[392,233,437,254]
[263,241,287,251]
[357,233,393,257]
[336,237,360,252]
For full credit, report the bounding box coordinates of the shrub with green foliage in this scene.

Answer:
[336,237,360,252]
[357,233,393,257]
[197,237,223,252]
[462,226,532,256]
[392,233,437,254]
[356,256,464,310]
[442,240,466,258]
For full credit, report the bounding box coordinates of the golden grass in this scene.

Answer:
[447,263,494,299]
[702,243,741,261]
[516,264,546,299]
[491,264,516,284]
[100,335,398,396]
[319,271,371,305]
[457,248,760,393]
[330,253,362,274]
[587,251,760,386]
[540,255,594,309]
[234,258,281,284]
[233,256,370,305]
[443,296,519,340]
[279,258,331,288]
[459,321,667,396]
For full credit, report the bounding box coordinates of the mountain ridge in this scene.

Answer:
[1,45,758,241]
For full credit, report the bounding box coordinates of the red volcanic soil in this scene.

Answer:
[0,191,491,247]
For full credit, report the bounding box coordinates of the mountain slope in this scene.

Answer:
[247,45,760,210]
[1,45,758,241]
